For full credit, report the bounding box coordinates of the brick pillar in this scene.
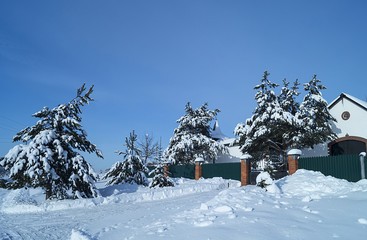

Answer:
[163,163,169,178]
[195,157,204,180]
[241,159,250,186]
[240,154,252,186]
[195,162,201,180]
[287,149,302,175]
[288,155,298,175]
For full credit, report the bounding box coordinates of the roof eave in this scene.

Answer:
[328,93,367,112]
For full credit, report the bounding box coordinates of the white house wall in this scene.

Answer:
[212,145,242,163]
[302,95,367,158]
[329,97,367,139]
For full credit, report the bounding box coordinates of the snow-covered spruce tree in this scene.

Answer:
[296,75,337,148]
[0,84,103,200]
[149,162,174,188]
[279,78,300,117]
[163,102,226,164]
[276,78,302,149]
[234,71,294,157]
[103,130,148,186]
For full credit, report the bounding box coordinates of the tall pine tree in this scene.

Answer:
[164,102,226,164]
[0,84,103,200]
[276,78,302,149]
[235,72,337,161]
[296,75,337,148]
[235,71,293,156]
[103,130,148,186]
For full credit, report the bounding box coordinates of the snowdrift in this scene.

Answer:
[1,170,366,215]
[0,177,239,214]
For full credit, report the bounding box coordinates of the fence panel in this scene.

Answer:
[168,164,195,179]
[202,162,241,181]
[299,154,364,182]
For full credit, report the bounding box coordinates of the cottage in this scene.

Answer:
[302,93,367,157]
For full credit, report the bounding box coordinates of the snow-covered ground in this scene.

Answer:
[1,170,367,240]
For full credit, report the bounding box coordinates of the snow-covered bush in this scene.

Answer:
[0,84,103,200]
[256,171,273,189]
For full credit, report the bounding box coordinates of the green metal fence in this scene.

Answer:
[299,154,366,182]
[168,164,195,179]
[161,163,241,181]
[202,162,241,181]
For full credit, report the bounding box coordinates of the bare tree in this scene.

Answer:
[138,134,159,165]
[154,137,163,163]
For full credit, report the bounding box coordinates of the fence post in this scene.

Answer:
[287,149,302,175]
[360,152,366,180]
[195,157,204,180]
[163,162,170,178]
[241,154,252,186]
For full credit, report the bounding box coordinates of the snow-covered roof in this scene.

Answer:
[211,120,229,141]
[329,93,367,111]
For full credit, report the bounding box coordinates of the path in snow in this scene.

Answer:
[1,171,367,240]
[0,188,223,239]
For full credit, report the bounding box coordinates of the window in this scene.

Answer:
[341,111,350,120]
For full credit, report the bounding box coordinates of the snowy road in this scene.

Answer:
[1,171,367,240]
[0,189,222,239]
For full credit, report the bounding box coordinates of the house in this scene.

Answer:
[210,121,242,163]
[302,93,367,157]
[211,93,367,163]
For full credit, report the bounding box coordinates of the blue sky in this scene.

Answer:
[1,0,367,171]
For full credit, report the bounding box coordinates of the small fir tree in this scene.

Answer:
[163,102,226,164]
[149,162,174,188]
[0,84,103,200]
[104,130,148,186]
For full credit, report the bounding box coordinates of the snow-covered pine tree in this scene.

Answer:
[296,75,337,148]
[103,130,148,186]
[149,162,174,188]
[235,71,293,156]
[0,84,103,200]
[276,78,302,149]
[163,102,226,164]
[279,78,300,116]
